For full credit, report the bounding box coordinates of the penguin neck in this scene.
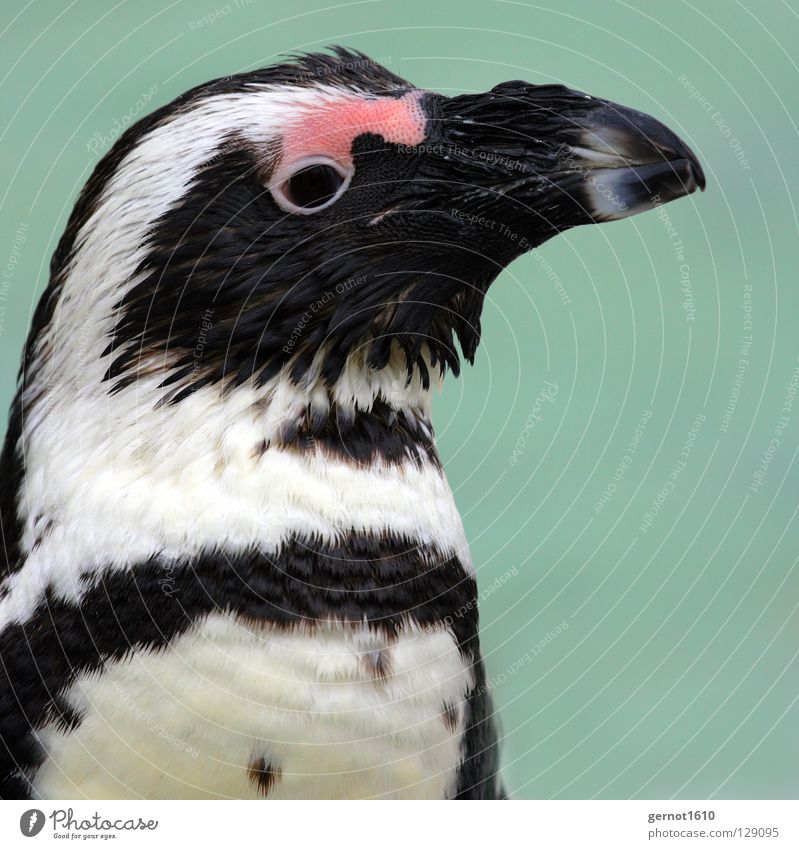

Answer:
[248,343,441,466]
[5,340,470,631]
[14,339,448,567]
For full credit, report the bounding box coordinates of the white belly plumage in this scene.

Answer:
[30,615,472,799]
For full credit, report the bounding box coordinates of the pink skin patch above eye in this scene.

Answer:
[280,89,427,169]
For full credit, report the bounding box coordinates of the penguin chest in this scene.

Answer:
[31,615,473,799]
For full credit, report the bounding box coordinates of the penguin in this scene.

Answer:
[0,48,704,799]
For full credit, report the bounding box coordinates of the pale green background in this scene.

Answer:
[1,0,797,799]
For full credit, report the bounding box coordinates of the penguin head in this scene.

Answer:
[37,48,704,408]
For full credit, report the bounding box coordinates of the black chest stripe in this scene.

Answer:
[0,533,501,798]
[269,398,439,468]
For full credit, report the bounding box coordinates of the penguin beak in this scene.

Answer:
[433,81,706,239]
[555,99,706,222]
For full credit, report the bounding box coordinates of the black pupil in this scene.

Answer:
[284,164,343,208]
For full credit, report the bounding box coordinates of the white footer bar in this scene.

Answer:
[3,799,796,847]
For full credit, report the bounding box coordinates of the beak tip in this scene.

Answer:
[569,99,707,220]
[690,157,707,192]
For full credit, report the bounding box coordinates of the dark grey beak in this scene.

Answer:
[425,81,706,250]
[561,101,706,222]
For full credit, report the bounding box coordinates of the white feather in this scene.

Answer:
[31,616,471,799]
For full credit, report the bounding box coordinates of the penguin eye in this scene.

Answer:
[271,156,351,214]
[286,165,343,207]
